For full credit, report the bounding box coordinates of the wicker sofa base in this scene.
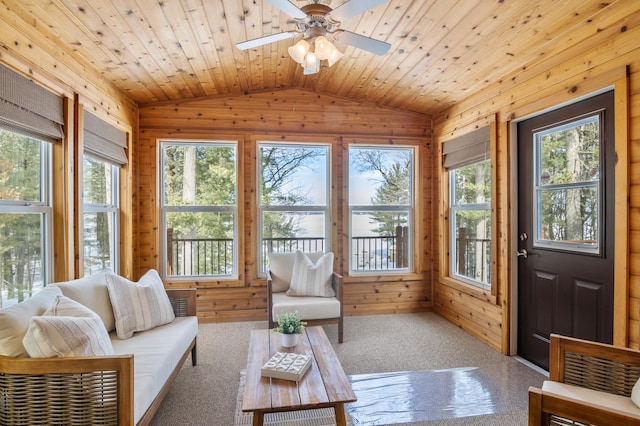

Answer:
[0,288,197,426]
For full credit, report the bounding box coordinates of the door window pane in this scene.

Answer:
[534,115,601,253]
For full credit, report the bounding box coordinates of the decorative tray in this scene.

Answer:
[261,352,312,381]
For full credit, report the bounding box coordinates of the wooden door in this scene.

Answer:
[517,91,615,370]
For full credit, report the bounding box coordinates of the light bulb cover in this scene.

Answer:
[303,51,320,74]
[288,39,310,64]
[314,36,334,60]
[327,46,344,67]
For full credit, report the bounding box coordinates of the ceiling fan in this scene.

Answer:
[236,0,391,74]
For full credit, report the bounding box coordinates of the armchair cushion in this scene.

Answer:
[542,380,640,418]
[268,251,325,292]
[287,250,335,297]
[106,269,175,339]
[22,295,114,358]
[272,292,341,322]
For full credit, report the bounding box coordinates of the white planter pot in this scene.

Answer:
[281,333,298,348]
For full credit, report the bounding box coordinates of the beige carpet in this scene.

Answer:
[234,370,354,426]
[151,312,546,425]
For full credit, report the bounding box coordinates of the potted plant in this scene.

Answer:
[273,311,307,347]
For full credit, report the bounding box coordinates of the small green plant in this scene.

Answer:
[273,311,307,334]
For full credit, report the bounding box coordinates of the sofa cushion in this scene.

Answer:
[287,250,335,297]
[22,295,114,358]
[542,380,640,418]
[272,292,340,322]
[106,269,175,339]
[268,251,325,292]
[110,316,198,424]
[52,270,115,332]
[0,285,63,357]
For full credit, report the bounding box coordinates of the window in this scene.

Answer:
[83,155,119,276]
[0,130,52,307]
[348,146,414,273]
[161,141,238,278]
[0,64,63,307]
[444,126,492,288]
[258,142,329,273]
[449,161,491,286]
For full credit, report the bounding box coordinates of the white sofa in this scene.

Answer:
[0,270,198,426]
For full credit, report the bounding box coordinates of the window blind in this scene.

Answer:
[0,64,64,143]
[443,126,491,169]
[84,111,128,166]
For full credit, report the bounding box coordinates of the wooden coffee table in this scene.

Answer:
[242,326,356,426]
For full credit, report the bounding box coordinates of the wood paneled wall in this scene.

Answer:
[0,4,138,282]
[138,90,433,322]
[434,11,640,352]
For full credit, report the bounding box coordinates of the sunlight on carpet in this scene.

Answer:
[235,370,354,426]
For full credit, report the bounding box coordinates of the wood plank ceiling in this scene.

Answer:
[12,0,633,115]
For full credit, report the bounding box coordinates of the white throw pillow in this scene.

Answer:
[632,377,640,408]
[0,285,63,357]
[286,250,335,297]
[52,270,115,332]
[268,251,325,293]
[106,269,175,339]
[22,295,114,358]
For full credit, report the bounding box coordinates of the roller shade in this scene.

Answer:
[84,111,128,166]
[443,126,490,169]
[0,64,64,143]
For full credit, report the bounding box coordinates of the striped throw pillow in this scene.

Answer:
[22,295,114,357]
[286,251,335,297]
[106,269,175,339]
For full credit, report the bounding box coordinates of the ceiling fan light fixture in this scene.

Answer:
[288,39,310,63]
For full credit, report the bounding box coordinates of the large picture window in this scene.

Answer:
[0,130,52,307]
[348,146,414,273]
[258,142,329,273]
[161,141,238,278]
[83,155,119,276]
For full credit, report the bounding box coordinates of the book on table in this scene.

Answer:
[261,352,312,381]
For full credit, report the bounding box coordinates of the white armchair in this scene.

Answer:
[266,251,344,343]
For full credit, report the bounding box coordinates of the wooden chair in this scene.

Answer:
[528,334,640,425]
[267,269,344,343]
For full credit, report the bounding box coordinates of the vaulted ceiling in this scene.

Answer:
[13,0,632,115]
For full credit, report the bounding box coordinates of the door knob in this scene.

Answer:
[517,249,528,258]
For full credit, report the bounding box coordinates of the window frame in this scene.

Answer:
[448,159,492,289]
[257,141,331,276]
[0,134,53,299]
[347,144,416,275]
[159,139,239,280]
[81,154,120,276]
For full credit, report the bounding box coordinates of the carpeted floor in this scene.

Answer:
[151,312,547,425]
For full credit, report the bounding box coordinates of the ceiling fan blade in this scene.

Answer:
[326,0,388,23]
[265,0,308,20]
[236,32,298,50]
[333,30,391,55]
